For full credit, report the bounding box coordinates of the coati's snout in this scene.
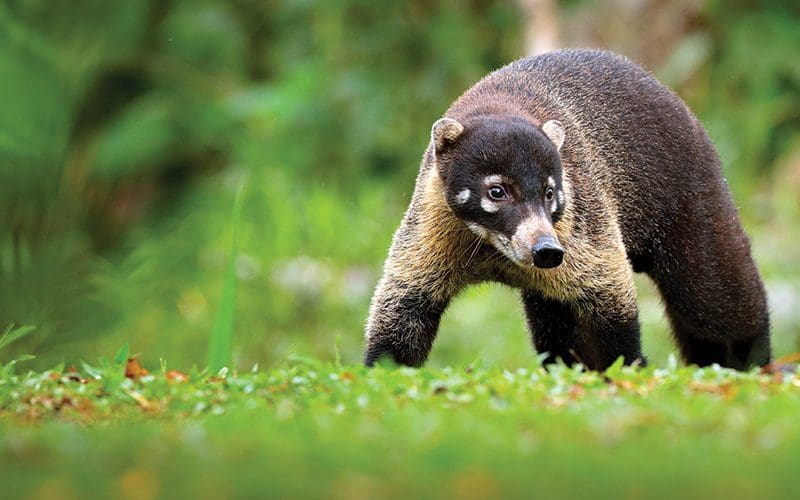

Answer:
[507,213,564,268]
[531,235,563,268]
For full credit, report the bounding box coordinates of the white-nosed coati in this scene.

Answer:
[364,49,771,371]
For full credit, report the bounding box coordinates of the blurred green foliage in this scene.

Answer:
[694,0,800,188]
[0,1,798,369]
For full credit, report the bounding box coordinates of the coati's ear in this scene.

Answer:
[541,120,565,152]
[431,117,464,153]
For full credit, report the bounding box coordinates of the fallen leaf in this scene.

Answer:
[165,370,189,383]
[761,353,800,375]
[775,352,800,364]
[125,357,149,379]
[688,381,738,399]
[568,384,586,399]
[614,380,635,391]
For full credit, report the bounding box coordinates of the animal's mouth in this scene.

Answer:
[488,234,522,265]
[494,233,564,269]
[466,223,564,269]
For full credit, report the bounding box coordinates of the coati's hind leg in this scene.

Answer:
[648,238,771,370]
[662,301,770,370]
[673,334,770,370]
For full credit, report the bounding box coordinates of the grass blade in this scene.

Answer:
[113,341,130,365]
[207,183,246,373]
[0,324,36,351]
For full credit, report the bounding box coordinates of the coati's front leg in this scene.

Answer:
[363,234,466,366]
[521,289,580,366]
[575,295,645,370]
[364,275,451,367]
[522,255,645,370]
[363,181,471,367]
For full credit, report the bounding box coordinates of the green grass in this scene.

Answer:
[2,356,799,499]
[207,182,246,373]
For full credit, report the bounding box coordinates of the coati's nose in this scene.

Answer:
[532,236,564,268]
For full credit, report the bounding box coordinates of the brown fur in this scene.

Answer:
[364,49,770,370]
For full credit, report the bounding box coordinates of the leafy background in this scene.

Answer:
[1,0,798,370]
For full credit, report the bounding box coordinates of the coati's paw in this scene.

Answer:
[363,338,426,368]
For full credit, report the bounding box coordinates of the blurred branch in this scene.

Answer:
[519,0,560,55]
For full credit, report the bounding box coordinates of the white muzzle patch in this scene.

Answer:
[480,198,500,213]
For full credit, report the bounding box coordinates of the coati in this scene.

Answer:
[364,49,771,371]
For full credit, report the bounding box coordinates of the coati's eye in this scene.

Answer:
[545,187,555,201]
[487,185,508,201]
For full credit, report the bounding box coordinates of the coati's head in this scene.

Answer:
[431,115,567,269]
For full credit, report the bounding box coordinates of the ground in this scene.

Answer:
[2,355,799,499]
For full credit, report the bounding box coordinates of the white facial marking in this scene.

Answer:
[484,175,503,186]
[547,176,555,188]
[466,222,488,238]
[488,233,518,264]
[481,198,500,213]
[455,189,471,204]
[557,190,565,205]
[481,175,505,213]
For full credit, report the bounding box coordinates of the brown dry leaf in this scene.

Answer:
[55,396,74,411]
[165,370,189,383]
[339,371,356,382]
[689,380,738,399]
[125,357,149,379]
[761,352,800,375]
[568,384,586,400]
[718,381,739,399]
[614,380,636,391]
[776,352,800,364]
[268,381,289,393]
